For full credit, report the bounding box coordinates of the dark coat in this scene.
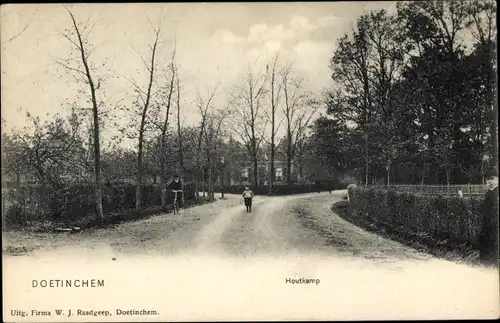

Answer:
[168,180,182,191]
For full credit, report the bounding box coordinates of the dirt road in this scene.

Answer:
[1,192,439,263]
[3,192,499,321]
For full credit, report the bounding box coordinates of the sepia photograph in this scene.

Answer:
[1,1,499,321]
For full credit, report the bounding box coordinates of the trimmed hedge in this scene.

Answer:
[2,182,197,229]
[347,187,484,247]
[214,181,347,196]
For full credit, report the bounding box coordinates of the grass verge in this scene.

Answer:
[331,200,480,266]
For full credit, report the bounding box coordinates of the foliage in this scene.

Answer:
[2,182,198,229]
[213,181,346,196]
[347,186,484,246]
[2,111,87,190]
[311,0,497,185]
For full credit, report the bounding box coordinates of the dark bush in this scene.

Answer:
[3,206,25,227]
[348,187,485,247]
[214,181,347,196]
[2,182,199,229]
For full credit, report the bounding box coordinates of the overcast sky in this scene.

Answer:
[1,2,397,148]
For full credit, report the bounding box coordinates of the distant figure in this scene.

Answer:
[242,186,254,213]
[347,184,357,202]
[457,190,463,198]
[479,172,499,267]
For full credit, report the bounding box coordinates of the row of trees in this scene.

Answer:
[8,1,492,220]
[228,55,320,191]
[309,0,497,185]
[2,5,321,220]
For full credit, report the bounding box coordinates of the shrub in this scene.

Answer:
[2,182,199,229]
[214,181,347,196]
[347,187,485,247]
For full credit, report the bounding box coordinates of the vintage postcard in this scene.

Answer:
[2,2,499,321]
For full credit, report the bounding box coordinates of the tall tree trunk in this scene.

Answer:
[160,64,176,208]
[66,9,104,220]
[252,136,258,187]
[211,165,216,200]
[196,135,205,199]
[92,108,104,219]
[421,153,426,185]
[252,156,258,186]
[491,108,498,175]
[360,27,371,187]
[286,118,293,185]
[298,154,304,180]
[201,165,205,197]
[176,72,185,204]
[286,153,292,185]
[195,162,200,199]
[160,136,167,209]
[207,153,213,200]
[269,57,278,194]
[386,162,390,186]
[364,134,369,186]
[270,142,275,193]
[135,27,159,210]
[136,129,145,210]
[286,124,293,185]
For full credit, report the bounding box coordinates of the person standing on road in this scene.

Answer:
[479,171,499,267]
[242,186,254,213]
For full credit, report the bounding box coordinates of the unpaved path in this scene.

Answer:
[3,192,499,321]
[0,191,489,265]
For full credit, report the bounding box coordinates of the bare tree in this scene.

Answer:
[281,65,318,184]
[265,53,283,193]
[175,64,185,204]
[203,108,231,200]
[129,18,161,210]
[230,65,268,186]
[154,44,176,210]
[194,83,220,197]
[56,7,106,220]
[0,7,35,45]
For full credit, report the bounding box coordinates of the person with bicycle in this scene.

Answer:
[167,175,183,212]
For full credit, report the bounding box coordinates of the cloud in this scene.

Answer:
[293,40,332,58]
[292,41,334,91]
[290,16,316,32]
[203,15,338,96]
[217,14,341,46]
[246,23,294,43]
[317,15,340,28]
[213,30,244,44]
[264,40,282,53]
[2,6,341,140]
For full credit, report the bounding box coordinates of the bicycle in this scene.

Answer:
[172,189,182,214]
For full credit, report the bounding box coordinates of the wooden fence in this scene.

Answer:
[365,184,489,198]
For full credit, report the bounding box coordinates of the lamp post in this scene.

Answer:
[220,156,225,199]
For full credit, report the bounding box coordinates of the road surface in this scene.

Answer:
[3,191,499,321]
